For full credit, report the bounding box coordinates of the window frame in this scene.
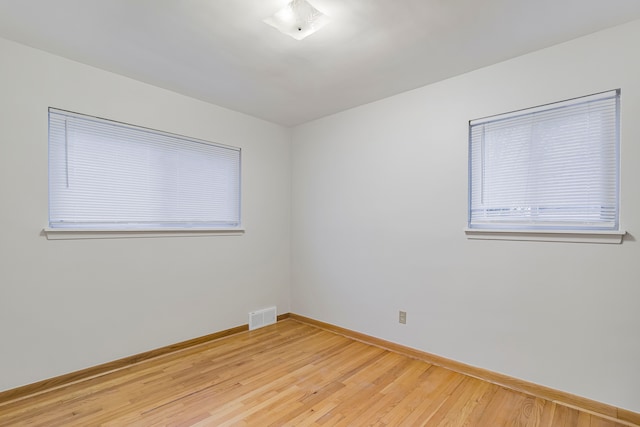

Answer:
[465,90,625,244]
[44,108,244,240]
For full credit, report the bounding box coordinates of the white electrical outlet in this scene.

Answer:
[399,310,407,324]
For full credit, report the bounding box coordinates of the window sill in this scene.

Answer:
[42,228,245,240]
[464,228,626,244]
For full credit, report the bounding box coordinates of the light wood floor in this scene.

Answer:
[0,319,631,426]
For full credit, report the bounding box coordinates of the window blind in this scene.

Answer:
[49,109,241,229]
[468,90,619,230]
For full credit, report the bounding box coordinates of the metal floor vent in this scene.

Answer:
[249,306,277,330]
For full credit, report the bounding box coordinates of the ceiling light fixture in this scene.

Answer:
[264,0,330,40]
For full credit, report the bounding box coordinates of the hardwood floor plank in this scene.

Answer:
[469,384,518,426]
[458,382,501,426]
[390,367,468,426]
[553,404,581,426]
[510,396,548,427]
[1,319,637,427]
[538,400,558,427]
[358,360,434,424]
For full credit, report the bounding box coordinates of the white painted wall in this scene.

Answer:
[0,37,291,392]
[291,20,640,412]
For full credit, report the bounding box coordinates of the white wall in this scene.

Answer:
[0,37,291,392]
[291,20,640,412]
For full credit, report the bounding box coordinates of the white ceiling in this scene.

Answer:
[1,0,640,127]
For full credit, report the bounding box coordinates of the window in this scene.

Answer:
[467,90,622,241]
[47,109,241,236]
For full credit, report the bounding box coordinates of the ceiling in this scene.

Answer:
[1,0,640,127]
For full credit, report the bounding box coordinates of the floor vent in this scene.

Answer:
[249,306,277,330]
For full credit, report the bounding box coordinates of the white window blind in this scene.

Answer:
[49,109,241,229]
[468,90,619,231]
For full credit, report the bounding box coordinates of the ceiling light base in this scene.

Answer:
[264,0,329,40]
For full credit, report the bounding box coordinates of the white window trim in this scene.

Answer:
[467,90,622,241]
[48,108,242,233]
[464,228,625,244]
[43,227,245,240]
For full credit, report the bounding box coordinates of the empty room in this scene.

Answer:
[0,0,639,425]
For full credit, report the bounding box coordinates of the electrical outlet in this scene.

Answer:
[399,310,407,324]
